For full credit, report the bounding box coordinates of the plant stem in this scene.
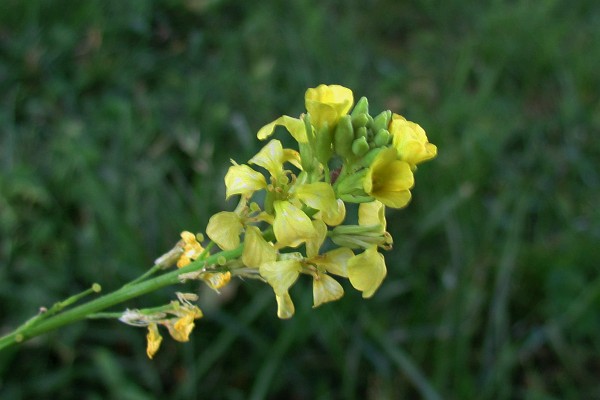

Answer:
[0,246,243,351]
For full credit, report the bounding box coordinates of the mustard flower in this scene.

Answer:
[177,231,205,268]
[390,114,437,169]
[305,84,354,129]
[201,271,232,291]
[358,200,386,232]
[347,246,387,298]
[364,148,414,209]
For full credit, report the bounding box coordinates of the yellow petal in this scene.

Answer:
[242,225,277,268]
[358,201,386,231]
[206,211,243,250]
[314,247,354,277]
[146,323,162,360]
[273,200,316,248]
[347,246,387,298]
[257,115,308,143]
[224,164,267,199]
[313,273,344,307]
[319,198,346,226]
[306,219,328,259]
[259,259,302,295]
[249,139,285,178]
[275,292,295,319]
[305,84,354,129]
[294,182,338,215]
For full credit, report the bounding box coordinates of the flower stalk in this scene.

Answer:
[0,84,437,358]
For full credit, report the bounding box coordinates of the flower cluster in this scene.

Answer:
[209,84,436,317]
[122,84,436,358]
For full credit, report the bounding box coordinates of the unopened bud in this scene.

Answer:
[351,96,369,117]
[372,110,392,133]
[333,115,354,158]
[374,129,391,147]
[352,137,369,157]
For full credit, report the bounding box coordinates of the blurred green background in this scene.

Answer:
[1,0,599,398]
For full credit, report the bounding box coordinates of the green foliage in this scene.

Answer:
[1,0,599,398]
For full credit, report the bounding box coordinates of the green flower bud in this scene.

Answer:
[355,126,367,139]
[359,147,384,168]
[351,113,369,130]
[315,122,333,165]
[351,96,369,117]
[374,129,391,147]
[352,137,369,157]
[330,224,393,250]
[335,168,368,197]
[333,114,354,158]
[372,110,392,133]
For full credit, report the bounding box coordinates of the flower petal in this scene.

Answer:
[275,292,295,319]
[206,211,243,250]
[259,259,302,295]
[313,273,344,307]
[347,246,387,298]
[257,115,308,143]
[242,225,277,268]
[225,164,266,199]
[273,200,316,248]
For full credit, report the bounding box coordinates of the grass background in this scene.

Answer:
[1,0,599,398]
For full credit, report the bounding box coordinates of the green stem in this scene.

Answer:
[0,246,243,352]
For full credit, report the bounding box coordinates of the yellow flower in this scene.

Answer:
[273,200,316,248]
[257,115,307,143]
[177,231,205,268]
[224,163,267,199]
[206,211,244,250]
[364,148,414,209]
[390,114,437,169]
[305,84,354,129]
[347,246,387,298]
[165,305,203,342]
[146,323,162,359]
